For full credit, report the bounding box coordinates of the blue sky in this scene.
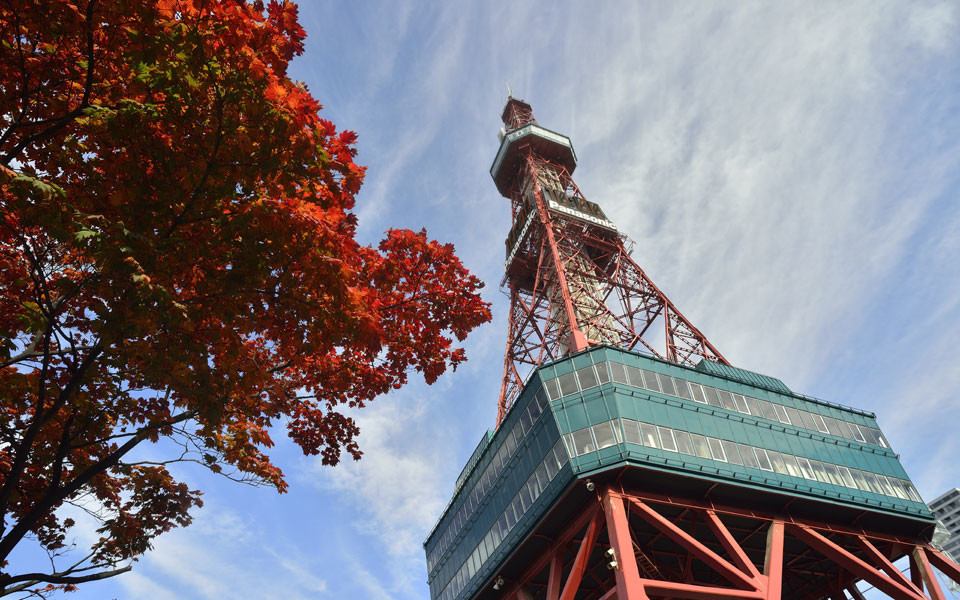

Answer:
[54,1,960,598]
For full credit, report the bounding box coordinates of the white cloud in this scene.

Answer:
[113,503,328,600]
[306,390,455,556]
[120,572,182,600]
[265,548,329,595]
[905,2,957,52]
[293,378,477,598]
[503,1,960,390]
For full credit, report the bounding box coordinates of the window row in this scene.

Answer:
[433,440,568,600]
[544,361,889,449]
[929,490,960,510]
[562,418,922,504]
[427,386,551,574]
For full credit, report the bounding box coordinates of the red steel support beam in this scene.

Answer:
[763,521,784,600]
[927,547,960,586]
[847,584,868,600]
[598,588,617,600]
[528,160,589,354]
[546,553,562,600]
[497,321,518,425]
[559,511,602,600]
[705,509,763,582]
[617,484,922,548]
[788,524,926,600]
[910,552,924,590]
[628,498,758,590]
[856,535,923,595]
[912,546,947,600]
[602,489,647,599]
[506,502,602,598]
[638,579,765,600]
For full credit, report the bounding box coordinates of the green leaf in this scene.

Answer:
[74,229,99,242]
[10,174,66,199]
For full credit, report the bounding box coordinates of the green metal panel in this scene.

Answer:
[571,352,594,369]
[696,359,792,394]
[425,345,932,600]
[539,346,931,521]
[423,373,574,600]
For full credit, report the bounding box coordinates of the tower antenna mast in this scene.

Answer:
[492,96,727,425]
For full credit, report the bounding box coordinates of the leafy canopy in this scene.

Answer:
[0,0,490,594]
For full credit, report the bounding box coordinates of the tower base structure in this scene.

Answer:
[487,479,960,600]
[425,347,946,600]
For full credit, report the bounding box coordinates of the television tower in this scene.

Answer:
[424,99,960,600]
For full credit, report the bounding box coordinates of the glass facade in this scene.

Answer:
[426,386,547,572]
[553,360,890,449]
[430,438,567,600]
[425,381,569,600]
[542,349,928,519]
[930,488,960,562]
[424,347,931,600]
[564,416,921,503]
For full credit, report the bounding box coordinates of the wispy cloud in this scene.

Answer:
[113,502,328,600]
[519,2,957,384]
[296,380,471,597]
[305,391,454,554]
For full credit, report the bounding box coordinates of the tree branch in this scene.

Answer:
[0,407,194,562]
[162,87,225,238]
[0,1,99,167]
[0,345,99,369]
[0,565,131,595]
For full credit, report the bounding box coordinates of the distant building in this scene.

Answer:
[930,488,960,562]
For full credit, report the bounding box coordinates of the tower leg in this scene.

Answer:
[602,488,647,599]
[559,511,601,600]
[847,584,867,600]
[545,553,562,600]
[912,546,947,600]
[763,521,784,600]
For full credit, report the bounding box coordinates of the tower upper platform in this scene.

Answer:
[489,98,578,197]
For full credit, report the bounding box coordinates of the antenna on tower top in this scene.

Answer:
[505,79,513,99]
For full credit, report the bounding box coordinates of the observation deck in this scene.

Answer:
[489,123,577,197]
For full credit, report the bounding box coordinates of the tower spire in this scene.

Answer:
[492,100,727,425]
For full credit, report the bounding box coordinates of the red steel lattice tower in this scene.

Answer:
[423,97,960,600]
[494,97,726,425]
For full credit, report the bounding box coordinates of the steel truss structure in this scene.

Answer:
[495,100,726,425]
[470,99,949,600]
[496,484,960,600]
